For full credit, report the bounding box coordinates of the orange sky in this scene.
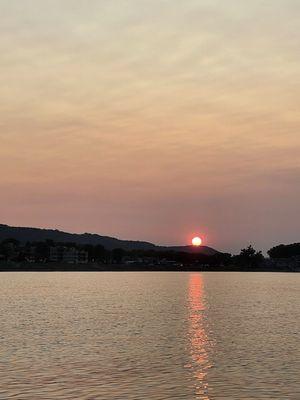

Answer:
[1,1,299,252]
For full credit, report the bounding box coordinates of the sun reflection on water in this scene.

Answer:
[188,274,214,399]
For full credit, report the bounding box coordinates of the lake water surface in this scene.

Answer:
[0,272,299,399]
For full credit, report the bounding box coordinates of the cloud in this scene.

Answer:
[0,0,299,251]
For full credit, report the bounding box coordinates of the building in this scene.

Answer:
[49,246,88,264]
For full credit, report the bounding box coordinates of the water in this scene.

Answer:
[0,272,299,399]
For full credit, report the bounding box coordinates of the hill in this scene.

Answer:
[0,224,218,255]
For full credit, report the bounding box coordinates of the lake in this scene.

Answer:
[0,272,299,399]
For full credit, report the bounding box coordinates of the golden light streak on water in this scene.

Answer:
[188,274,214,399]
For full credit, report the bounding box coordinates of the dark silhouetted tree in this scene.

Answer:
[112,248,125,263]
[234,245,264,268]
[268,243,300,259]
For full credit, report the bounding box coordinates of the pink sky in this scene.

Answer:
[1,0,300,252]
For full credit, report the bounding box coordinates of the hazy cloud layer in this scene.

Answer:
[1,0,299,251]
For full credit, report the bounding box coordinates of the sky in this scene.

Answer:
[1,0,300,253]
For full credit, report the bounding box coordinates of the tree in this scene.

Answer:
[112,248,125,263]
[35,242,50,262]
[0,239,20,261]
[234,245,264,268]
[268,243,300,259]
[1,238,20,246]
[94,245,108,262]
[211,252,232,267]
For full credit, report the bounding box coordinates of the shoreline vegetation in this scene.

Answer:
[1,238,300,272]
[0,225,299,272]
[0,263,298,272]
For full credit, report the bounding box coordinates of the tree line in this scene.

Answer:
[0,238,299,270]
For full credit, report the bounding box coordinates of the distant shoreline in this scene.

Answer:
[0,263,298,273]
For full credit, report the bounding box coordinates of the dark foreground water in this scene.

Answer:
[0,272,299,399]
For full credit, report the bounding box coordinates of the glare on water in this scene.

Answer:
[188,274,214,399]
[0,272,299,399]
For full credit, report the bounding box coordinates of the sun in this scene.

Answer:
[192,236,202,246]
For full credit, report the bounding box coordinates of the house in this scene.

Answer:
[49,246,88,264]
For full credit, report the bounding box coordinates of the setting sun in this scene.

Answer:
[192,236,202,247]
